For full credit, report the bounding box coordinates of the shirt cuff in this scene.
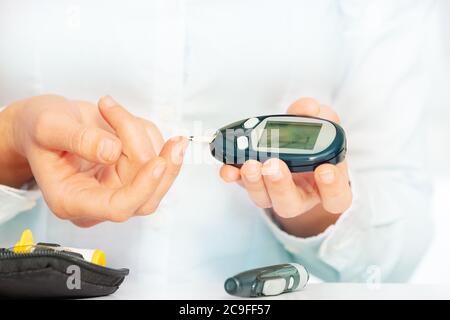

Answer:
[261,169,364,281]
[0,183,41,224]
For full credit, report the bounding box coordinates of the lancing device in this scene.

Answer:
[190,115,346,173]
[224,263,309,297]
[13,229,107,267]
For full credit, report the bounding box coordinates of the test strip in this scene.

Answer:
[188,136,214,143]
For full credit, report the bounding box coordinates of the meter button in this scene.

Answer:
[243,118,260,129]
[262,279,286,296]
[237,136,249,150]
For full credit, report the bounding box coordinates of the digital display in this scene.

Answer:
[257,121,322,150]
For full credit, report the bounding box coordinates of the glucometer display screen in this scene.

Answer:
[258,121,322,150]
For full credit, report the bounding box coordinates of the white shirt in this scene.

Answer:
[0,0,436,288]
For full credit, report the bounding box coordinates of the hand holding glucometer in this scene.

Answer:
[218,98,352,238]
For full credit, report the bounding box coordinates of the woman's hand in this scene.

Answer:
[6,94,188,227]
[220,98,352,237]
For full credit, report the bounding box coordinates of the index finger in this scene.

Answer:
[136,136,189,214]
[98,95,155,162]
[219,165,241,183]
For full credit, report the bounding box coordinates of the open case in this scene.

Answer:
[0,230,129,299]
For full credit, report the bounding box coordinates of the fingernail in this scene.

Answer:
[245,168,260,182]
[102,95,117,108]
[262,160,283,181]
[319,169,335,184]
[99,139,119,162]
[174,141,188,164]
[153,161,166,178]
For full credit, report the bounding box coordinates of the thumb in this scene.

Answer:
[35,113,122,164]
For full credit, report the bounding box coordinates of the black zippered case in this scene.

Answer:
[0,249,129,299]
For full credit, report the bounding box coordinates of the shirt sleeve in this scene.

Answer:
[263,0,436,282]
[0,183,41,225]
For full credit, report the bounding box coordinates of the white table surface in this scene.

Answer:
[103,279,450,300]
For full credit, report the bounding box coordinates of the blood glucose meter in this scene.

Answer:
[208,115,346,172]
